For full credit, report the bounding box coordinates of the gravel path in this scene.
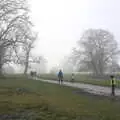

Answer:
[37,79,120,96]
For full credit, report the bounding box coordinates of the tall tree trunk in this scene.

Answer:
[0,64,2,75]
[0,55,3,75]
[91,60,98,75]
[0,48,3,75]
[24,52,29,75]
[24,61,29,75]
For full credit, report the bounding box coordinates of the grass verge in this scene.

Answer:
[0,76,120,119]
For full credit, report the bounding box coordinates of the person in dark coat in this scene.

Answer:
[58,70,63,84]
[110,75,116,96]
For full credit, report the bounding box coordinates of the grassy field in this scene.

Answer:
[39,73,120,87]
[0,76,120,119]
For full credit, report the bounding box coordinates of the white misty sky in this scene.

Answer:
[30,0,120,70]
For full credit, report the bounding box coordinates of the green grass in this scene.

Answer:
[39,73,120,87]
[0,76,120,119]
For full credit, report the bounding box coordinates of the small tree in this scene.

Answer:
[14,33,41,75]
[23,33,37,74]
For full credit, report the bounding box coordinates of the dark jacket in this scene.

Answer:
[58,71,63,78]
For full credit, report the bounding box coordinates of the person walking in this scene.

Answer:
[71,73,75,83]
[58,69,63,84]
[110,75,116,96]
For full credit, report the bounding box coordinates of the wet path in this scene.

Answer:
[37,79,120,96]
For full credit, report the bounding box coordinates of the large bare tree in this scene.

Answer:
[72,29,119,75]
[0,0,32,74]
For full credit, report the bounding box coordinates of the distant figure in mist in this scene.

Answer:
[110,75,116,96]
[58,70,63,84]
[71,73,75,83]
[30,71,37,80]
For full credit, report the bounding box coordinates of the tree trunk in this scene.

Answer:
[0,64,2,75]
[24,61,29,75]
[0,55,3,75]
[24,52,29,75]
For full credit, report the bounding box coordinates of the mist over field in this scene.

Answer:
[0,0,120,120]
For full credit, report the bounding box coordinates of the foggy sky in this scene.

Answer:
[30,0,120,70]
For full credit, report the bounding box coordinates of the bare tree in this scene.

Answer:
[14,33,39,75]
[0,0,32,74]
[23,34,37,74]
[72,29,119,75]
[14,32,46,75]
